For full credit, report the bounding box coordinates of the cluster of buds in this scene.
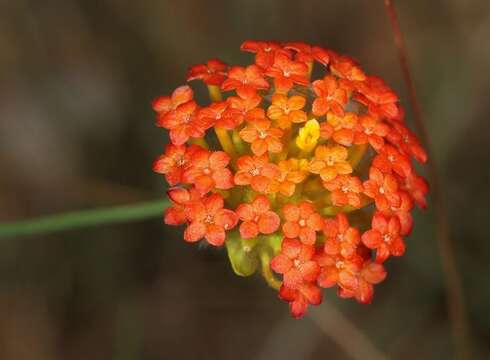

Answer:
[152,40,429,318]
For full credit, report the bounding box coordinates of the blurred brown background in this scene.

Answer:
[0,0,489,359]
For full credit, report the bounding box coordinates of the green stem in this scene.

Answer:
[0,199,169,239]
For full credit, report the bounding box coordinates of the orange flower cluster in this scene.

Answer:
[153,40,429,318]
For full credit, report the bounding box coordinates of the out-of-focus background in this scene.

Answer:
[0,0,489,359]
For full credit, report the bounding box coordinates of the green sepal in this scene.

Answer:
[225,231,259,277]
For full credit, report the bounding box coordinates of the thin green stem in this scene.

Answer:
[0,199,169,239]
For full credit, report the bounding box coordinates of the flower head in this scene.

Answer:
[153,40,428,319]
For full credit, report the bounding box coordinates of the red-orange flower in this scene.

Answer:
[309,145,352,182]
[382,191,414,236]
[182,150,234,195]
[338,261,386,304]
[198,101,228,128]
[265,51,309,93]
[186,59,228,85]
[314,249,363,291]
[312,75,348,117]
[353,114,390,151]
[153,144,200,186]
[153,85,194,117]
[240,40,281,68]
[164,187,202,225]
[221,64,269,97]
[400,172,429,209]
[267,94,307,129]
[236,195,280,238]
[363,166,401,212]
[355,76,399,119]
[284,42,330,65]
[271,238,320,289]
[361,212,405,263]
[269,158,308,197]
[330,55,367,81]
[223,89,265,129]
[239,118,283,156]
[184,193,238,246]
[323,175,363,208]
[234,155,280,193]
[282,202,323,245]
[158,101,211,145]
[279,283,322,319]
[387,122,428,163]
[373,144,412,178]
[323,213,360,259]
[320,112,359,146]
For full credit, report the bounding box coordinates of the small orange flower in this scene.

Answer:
[320,112,359,146]
[267,94,307,129]
[158,101,212,146]
[309,145,352,181]
[265,51,309,93]
[221,64,270,97]
[269,158,308,197]
[353,114,390,151]
[323,174,364,208]
[152,85,194,118]
[373,144,412,178]
[282,202,324,245]
[284,42,330,66]
[355,76,399,119]
[236,196,280,239]
[323,213,361,259]
[239,118,283,156]
[186,58,228,86]
[184,193,238,246]
[223,89,265,129]
[361,212,405,263]
[363,166,401,212]
[312,75,348,117]
[338,261,386,304]
[234,155,280,193]
[279,283,322,319]
[240,40,281,68]
[330,55,367,81]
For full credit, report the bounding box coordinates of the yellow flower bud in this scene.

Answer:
[296,119,320,152]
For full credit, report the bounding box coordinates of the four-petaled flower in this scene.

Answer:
[323,213,360,259]
[314,249,363,292]
[186,58,228,85]
[284,42,330,65]
[153,144,199,186]
[234,155,280,193]
[373,144,412,178]
[221,64,269,97]
[338,261,386,304]
[312,75,348,117]
[323,175,364,208]
[361,212,405,263]
[265,51,309,93]
[363,166,401,212]
[182,149,234,195]
[282,202,324,245]
[236,195,280,238]
[239,118,283,156]
[158,101,211,145]
[269,158,309,197]
[184,193,238,246]
[320,112,359,146]
[240,40,281,68]
[387,122,428,164]
[279,283,322,319]
[153,85,194,118]
[164,187,202,225]
[353,114,390,151]
[271,237,320,289]
[267,94,307,129]
[309,145,352,181]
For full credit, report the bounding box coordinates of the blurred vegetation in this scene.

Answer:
[0,0,489,359]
